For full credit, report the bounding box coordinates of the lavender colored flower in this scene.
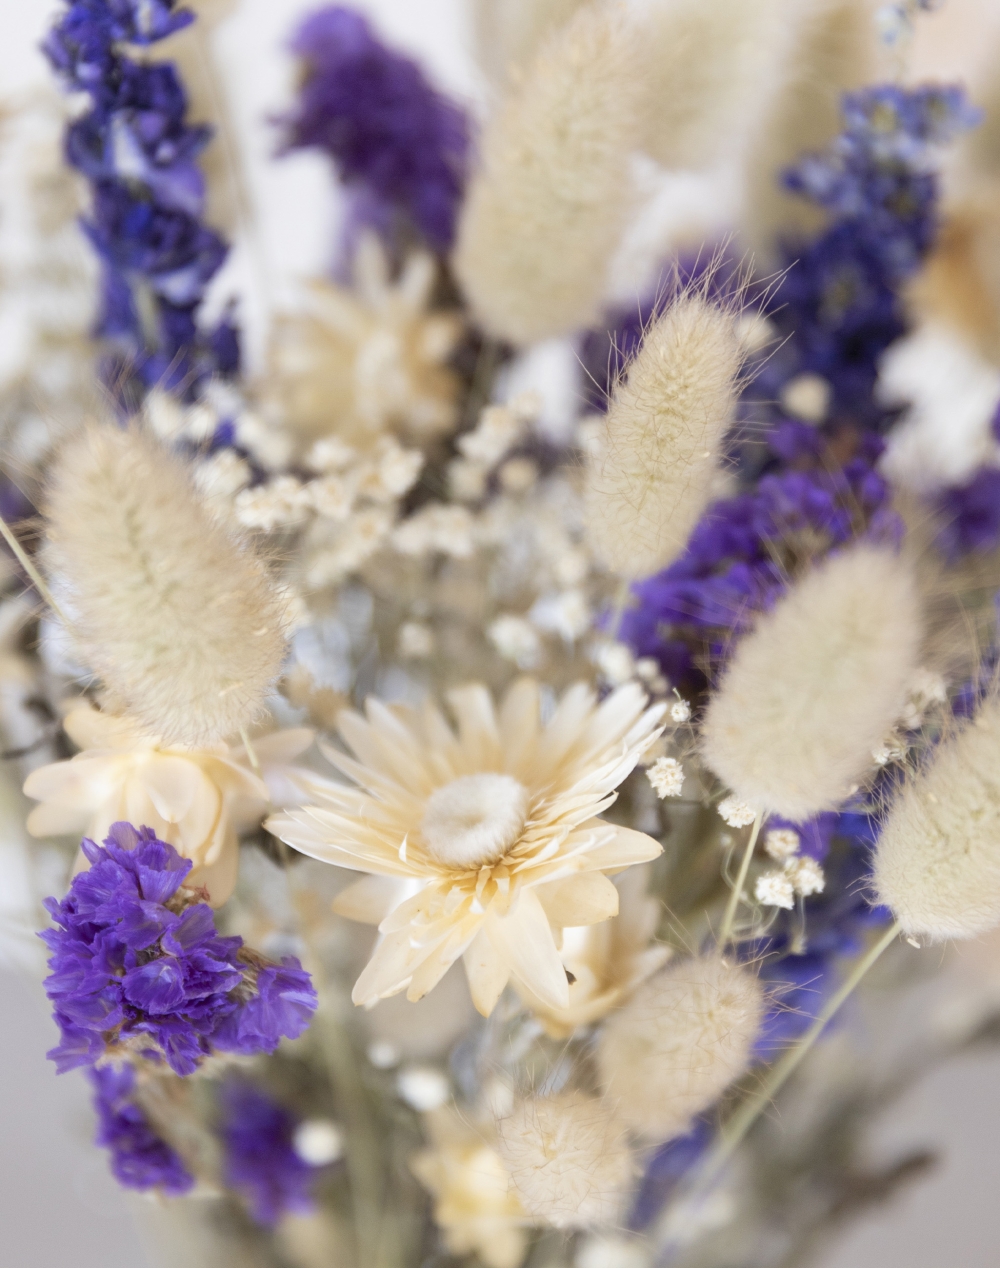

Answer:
[935,467,1000,560]
[220,1079,319,1225]
[631,1119,713,1230]
[280,5,470,252]
[90,1063,193,1194]
[40,823,317,1077]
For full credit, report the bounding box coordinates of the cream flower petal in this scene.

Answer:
[497,677,541,769]
[26,800,90,837]
[62,704,143,751]
[445,685,502,770]
[534,871,620,928]
[140,754,203,824]
[486,889,569,1011]
[586,824,663,871]
[239,728,315,764]
[23,756,123,815]
[333,874,417,924]
[187,828,239,905]
[268,806,416,875]
[463,928,512,1017]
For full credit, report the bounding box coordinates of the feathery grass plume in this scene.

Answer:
[741,0,880,263]
[471,0,589,86]
[45,424,287,746]
[596,956,763,1142]
[874,700,1000,940]
[584,291,744,579]
[453,2,644,345]
[701,543,923,820]
[639,0,802,171]
[496,1090,633,1228]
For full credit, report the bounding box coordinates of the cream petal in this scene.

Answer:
[585,824,663,871]
[485,889,569,1011]
[533,871,620,928]
[352,927,427,1006]
[266,809,415,876]
[23,756,123,811]
[176,779,223,861]
[187,831,239,906]
[463,928,511,1017]
[445,685,502,769]
[62,704,141,751]
[140,754,202,823]
[498,677,541,770]
[406,921,480,1002]
[25,801,90,837]
[244,727,315,764]
[333,875,414,924]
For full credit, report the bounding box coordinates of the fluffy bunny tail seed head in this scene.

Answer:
[875,700,1000,940]
[596,956,763,1142]
[497,1090,633,1229]
[584,293,744,579]
[701,543,924,820]
[453,2,644,344]
[45,424,287,746]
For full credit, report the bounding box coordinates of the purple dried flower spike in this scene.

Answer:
[89,1063,193,1195]
[221,1079,320,1225]
[41,823,317,1076]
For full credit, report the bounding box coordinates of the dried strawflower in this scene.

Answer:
[454,2,644,343]
[755,870,796,910]
[584,295,744,579]
[497,1090,633,1229]
[267,679,663,1014]
[596,956,764,1141]
[717,796,758,828]
[45,424,288,747]
[24,702,313,905]
[701,544,923,819]
[787,855,825,896]
[874,701,1000,940]
[764,827,801,861]
[647,756,684,799]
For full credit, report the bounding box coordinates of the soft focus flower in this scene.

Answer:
[647,757,684,800]
[23,702,314,905]
[268,680,664,1015]
[40,824,317,1075]
[89,1064,193,1195]
[411,1107,527,1268]
[220,1079,326,1226]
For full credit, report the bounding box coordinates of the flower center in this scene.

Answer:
[420,773,529,869]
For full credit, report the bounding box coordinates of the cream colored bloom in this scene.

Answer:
[514,865,669,1038]
[267,680,664,1015]
[23,702,314,905]
[411,1107,528,1268]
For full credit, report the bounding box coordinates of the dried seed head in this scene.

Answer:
[701,544,924,820]
[597,956,763,1142]
[45,424,287,745]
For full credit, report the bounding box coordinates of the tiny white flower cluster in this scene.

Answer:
[647,756,684,799]
[755,826,826,910]
[717,796,758,828]
[448,394,540,503]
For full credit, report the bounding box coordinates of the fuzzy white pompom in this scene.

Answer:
[45,424,287,746]
[454,3,644,345]
[472,0,589,85]
[701,544,923,820]
[584,294,743,579]
[874,701,1000,940]
[497,1090,633,1228]
[597,956,763,1141]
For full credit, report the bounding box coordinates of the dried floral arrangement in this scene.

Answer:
[4,1,1000,1266]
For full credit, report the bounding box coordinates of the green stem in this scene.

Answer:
[718,810,763,947]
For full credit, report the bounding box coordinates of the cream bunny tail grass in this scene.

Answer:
[874,699,1000,941]
[453,2,644,345]
[471,0,589,87]
[45,423,287,746]
[701,543,924,820]
[584,292,744,580]
[596,956,764,1142]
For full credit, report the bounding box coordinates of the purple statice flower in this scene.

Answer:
[44,0,237,402]
[630,1119,713,1229]
[220,1080,319,1225]
[89,1063,193,1194]
[280,5,470,252]
[935,467,1000,560]
[40,823,317,1077]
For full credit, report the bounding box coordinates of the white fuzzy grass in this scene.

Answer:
[584,293,743,579]
[597,956,763,1142]
[471,0,590,86]
[874,700,1000,940]
[45,424,287,745]
[453,2,644,344]
[497,1090,633,1228]
[701,543,923,820]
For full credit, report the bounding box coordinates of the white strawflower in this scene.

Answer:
[647,756,684,799]
[755,870,795,910]
[267,680,664,1014]
[454,3,645,344]
[497,1091,633,1229]
[701,544,923,819]
[45,424,288,747]
[764,827,800,861]
[23,702,314,905]
[786,855,825,897]
[874,701,1000,940]
[584,295,743,579]
[596,957,764,1141]
[669,699,692,723]
[717,796,758,828]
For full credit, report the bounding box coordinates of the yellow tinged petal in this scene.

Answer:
[141,754,202,823]
[25,801,90,837]
[585,824,663,871]
[534,871,620,928]
[333,875,412,924]
[486,889,569,1011]
[463,928,511,1016]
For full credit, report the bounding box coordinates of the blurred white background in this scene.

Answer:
[1,0,999,1264]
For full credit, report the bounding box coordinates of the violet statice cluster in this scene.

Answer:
[89,1063,194,1195]
[41,823,317,1077]
[43,0,238,403]
[280,5,470,253]
[220,1079,323,1226]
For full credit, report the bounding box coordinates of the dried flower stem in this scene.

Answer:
[0,513,70,627]
[718,810,763,946]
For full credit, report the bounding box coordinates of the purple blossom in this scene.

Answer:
[40,823,317,1077]
[935,467,1000,559]
[89,1064,193,1194]
[220,1080,320,1225]
[280,5,470,252]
